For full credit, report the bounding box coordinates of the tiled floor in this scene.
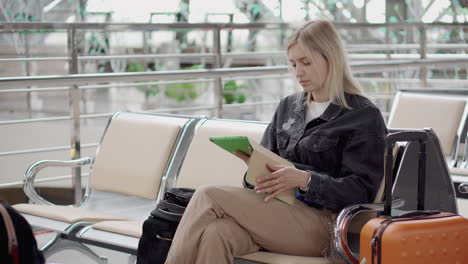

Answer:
[35,198,468,264]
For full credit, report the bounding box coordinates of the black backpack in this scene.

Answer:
[137,188,195,264]
[0,201,45,264]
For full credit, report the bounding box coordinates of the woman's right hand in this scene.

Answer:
[232,147,253,165]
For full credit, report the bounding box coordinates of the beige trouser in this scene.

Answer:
[165,185,333,264]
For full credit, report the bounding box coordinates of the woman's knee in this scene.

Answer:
[194,185,221,199]
[191,185,250,215]
[194,185,234,202]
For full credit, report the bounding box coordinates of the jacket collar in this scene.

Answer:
[321,101,343,121]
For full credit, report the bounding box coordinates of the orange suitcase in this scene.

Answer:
[360,212,468,264]
[359,130,468,264]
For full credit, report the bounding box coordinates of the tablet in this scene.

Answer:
[209,136,251,156]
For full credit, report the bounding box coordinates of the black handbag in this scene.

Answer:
[136,188,195,264]
[150,188,195,222]
[0,201,45,264]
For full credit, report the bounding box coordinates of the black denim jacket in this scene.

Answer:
[260,92,387,212]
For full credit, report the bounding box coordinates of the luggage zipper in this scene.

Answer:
[370,236,379,264]
[370,219,390,264]
[375,220,393,264]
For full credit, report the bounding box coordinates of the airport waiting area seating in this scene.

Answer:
[387,91,468,168]
[12,112,199,263]
[13,90,467,264]
[387,91,468,201]
[76,118,269,263]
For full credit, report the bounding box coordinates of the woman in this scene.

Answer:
[165,20,387,264]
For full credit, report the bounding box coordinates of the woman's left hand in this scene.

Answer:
[255,164,309,202]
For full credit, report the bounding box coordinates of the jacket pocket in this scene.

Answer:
[302,134,338,151]
[299,134,340,172]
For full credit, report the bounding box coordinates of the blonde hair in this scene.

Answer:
[287,20,364,108]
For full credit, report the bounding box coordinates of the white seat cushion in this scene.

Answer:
[177,120,267,188]
[238,251,331,264]
[13,204,126,223]
[92,220,143,238]
[450,167,468,176]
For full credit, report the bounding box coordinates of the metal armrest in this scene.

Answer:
[460,183,468,194]
[24,157,92,205]
[333,198,405,264]
[461,132,468,168]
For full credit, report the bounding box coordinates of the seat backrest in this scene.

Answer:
[175,119,268,188]
[89,112,194,200]
[388,92,467,159]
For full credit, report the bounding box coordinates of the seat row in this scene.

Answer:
[15,112,337,264]
[388,90,468,186]
[13,89,467,264]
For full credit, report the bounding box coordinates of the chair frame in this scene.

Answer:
[74,117,269,260]
[19,112,201,263]
[388,91,468,168]
[75,119,407,264]
[71,114,204,259]
[21,113,460,264]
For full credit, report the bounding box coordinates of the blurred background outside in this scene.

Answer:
[0,0,467,199]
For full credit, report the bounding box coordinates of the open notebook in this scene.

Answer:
[210,136,296,205]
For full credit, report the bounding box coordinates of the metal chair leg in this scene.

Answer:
[127,254,137,264]
[41,233,108,264]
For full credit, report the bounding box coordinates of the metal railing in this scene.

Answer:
[1,22,467,72]
[1,59,468,185]
[1,21,467,203]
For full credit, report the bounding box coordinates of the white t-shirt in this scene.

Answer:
[305,100,331,124]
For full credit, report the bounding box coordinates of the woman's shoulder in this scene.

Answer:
[345,93,381,113]
[344,94,387,135]
[343,93,386,126]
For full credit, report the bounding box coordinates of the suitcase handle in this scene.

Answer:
[383,129,431,216]
[385,130,428,146]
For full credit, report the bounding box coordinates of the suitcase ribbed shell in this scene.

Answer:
[360,214,468,264]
